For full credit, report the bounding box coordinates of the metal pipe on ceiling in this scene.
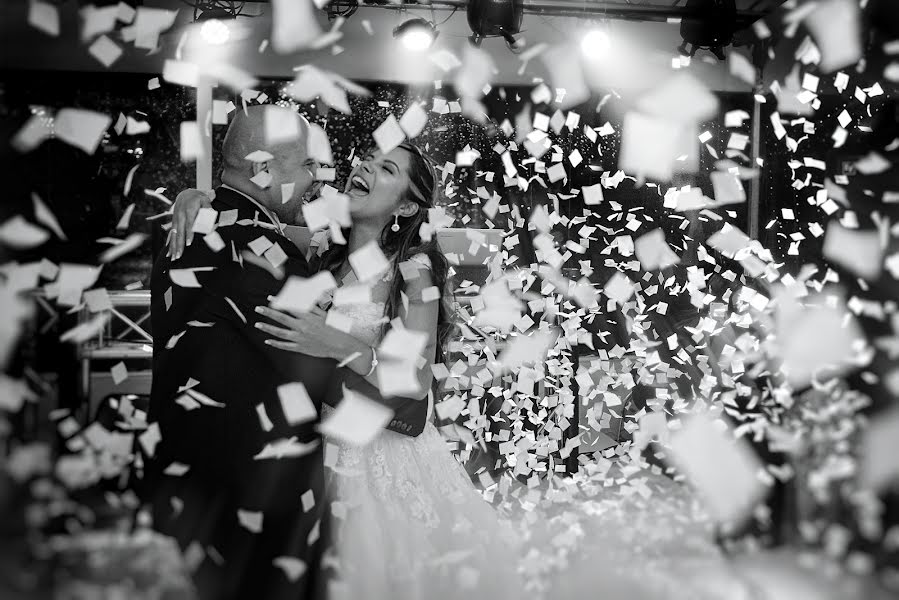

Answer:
[320,0,769,26]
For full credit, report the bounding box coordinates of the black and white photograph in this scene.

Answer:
[0,1,897,599]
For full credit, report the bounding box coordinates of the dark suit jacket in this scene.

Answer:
[145,187,428,599]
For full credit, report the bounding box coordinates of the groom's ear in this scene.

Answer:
[252,161,268,176]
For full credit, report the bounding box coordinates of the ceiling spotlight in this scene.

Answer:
[199,19,230,45]
[393,18,439,51]
[581,30,611,58]
[196,8,234,45]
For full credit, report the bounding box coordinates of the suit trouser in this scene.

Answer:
[149,454,328,600]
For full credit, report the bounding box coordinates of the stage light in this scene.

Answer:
[581,30,611,58]
[678,0,736,61]
[199,18,230,45]
[467,0,523,51]
[193,7,235,46]
[393,18,439,51]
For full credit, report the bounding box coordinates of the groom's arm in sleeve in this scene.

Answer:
[184,227,429,436]
[325,370,429,437]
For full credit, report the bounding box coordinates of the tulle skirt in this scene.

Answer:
[323,422,523,600]
[323,422,759,600]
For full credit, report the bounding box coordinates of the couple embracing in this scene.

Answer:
[145,105,520,600]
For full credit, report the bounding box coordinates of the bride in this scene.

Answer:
[170,141,759,600]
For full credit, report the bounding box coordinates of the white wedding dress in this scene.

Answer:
[321,266,760,600]
[322,290,524,600]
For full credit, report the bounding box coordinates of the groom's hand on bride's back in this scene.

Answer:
[168,188,214,261]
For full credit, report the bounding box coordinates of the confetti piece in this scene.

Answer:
[378,328,429,362]
[772,289,865,389]
[203,231,225,252]
[82,6,120,42]
[256,403,274,432]
[302,193,350,232]
[248,236,274,256]
[191,207,218,236]
[637,72,720,124]
[822,222,882,280]
[619,112,684,182]
[581,183,604,206]
[603,272,635,306]
[429,49,462,72]
[31,193,66,240]
[635,229,680,271]
[497,330,557,372]
[271,0,322,54]
[707,224,752,259]
[288,66,369,115]
[83,288,112,312]
[125,117,150,135]
[728,51,756,86]
[301,489,315,513]
[0,216,49,250]
[668,414,765,525]
[348,240,390,282]
[162,59,199,88]
[372,115,405,156]
[179,121,203,162]
[110,362,128,385]
[724,109,750,128]
[854,152,891,175]
[399,103,428,139]
[170,268,202,288]
[55,109,111,155]
[254,438,320,460]
[317,387,393,446]
[710,171,747,206]
[804,0,863,73]
[245,150,274,163]
[541,44,590,110]
[0,377,36,413]
[278,382,317,425]
[88,35,122,68]
[454,45,496,103]
[139,423,161,457]
[859,407,899,492]
[11,113,52,153]
[28,0,60,36]
[237,509,263,533]
[273,557,307,582]
[271,272,338,314]
[99,233,146,263]
[122,6,177,49]
[250,170,272,189]
[306,123,333,165]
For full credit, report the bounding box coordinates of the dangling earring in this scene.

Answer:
[391,214,400,232]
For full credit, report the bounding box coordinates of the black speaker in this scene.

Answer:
[466,0,523,45]
[679,0,737,59]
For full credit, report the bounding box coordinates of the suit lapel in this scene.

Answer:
[212,188,308,275]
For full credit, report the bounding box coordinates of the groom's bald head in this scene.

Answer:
[221,105,317,222]
[222,105,309,170]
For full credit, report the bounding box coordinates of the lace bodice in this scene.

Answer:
[329,300,386,347]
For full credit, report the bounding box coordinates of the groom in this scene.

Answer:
[145,105,428,600]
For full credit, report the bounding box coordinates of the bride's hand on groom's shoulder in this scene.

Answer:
[253,305,361,361]
[168,188,214,261]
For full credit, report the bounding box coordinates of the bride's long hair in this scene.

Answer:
[320,141,453,360]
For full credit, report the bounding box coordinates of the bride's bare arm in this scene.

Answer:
[392,262,440,395]
[254,259,440,402]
